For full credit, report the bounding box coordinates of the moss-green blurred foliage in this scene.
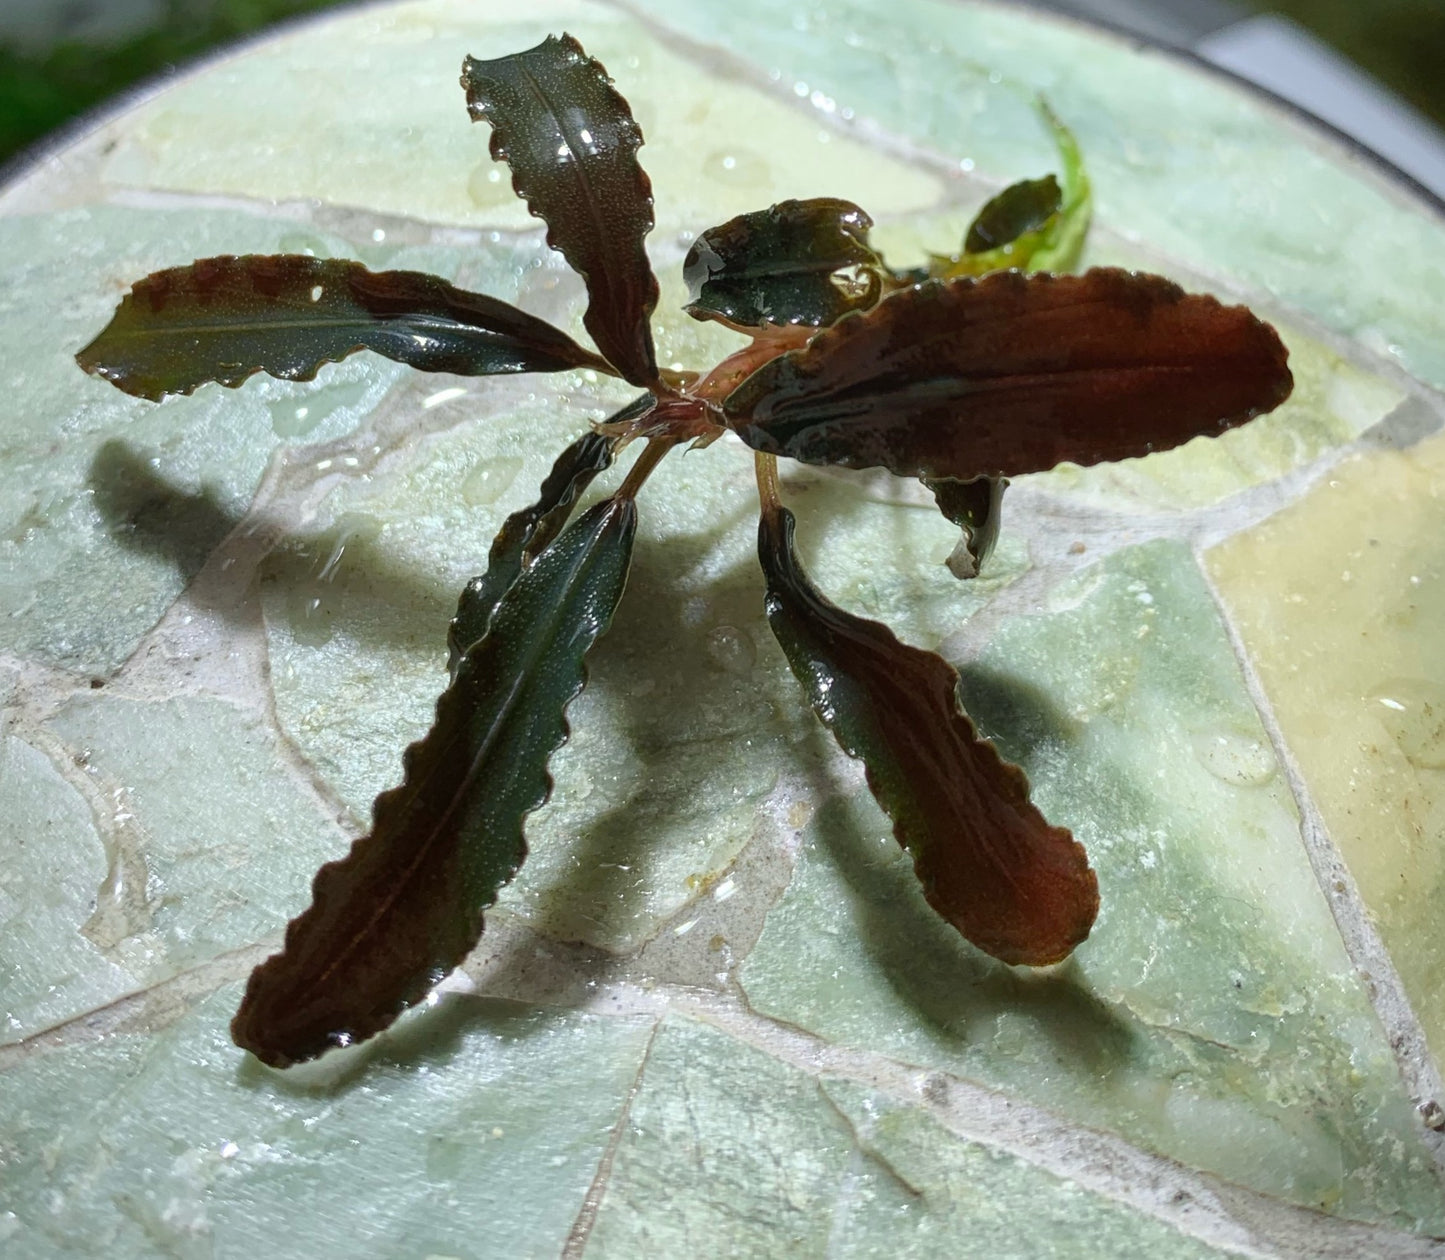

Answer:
[0,0,346,166]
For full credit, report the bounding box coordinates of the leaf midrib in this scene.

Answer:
[95,312,514,342]
[517,60,617,293]
[758,362,1208,422]
[310,504,619,989]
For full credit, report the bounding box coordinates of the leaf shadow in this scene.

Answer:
[477,515,777,970]
[798,663,1135,1078]
[93,437,1125,1075]
[235,992,560,1097]
[88,438,237,584]
[522,456,971,956]
[89,438,466,649]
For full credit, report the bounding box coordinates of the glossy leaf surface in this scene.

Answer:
[447,425,622,677]
[76,255,610,401]
[725,269,1293,481]
[931,102,1091,278]
[463,34,660,387]
[683,197,884,330]
[964,176,1061,255]
[232,497,637,1067]
[758,505,1098,965]
[926,475,1006,579]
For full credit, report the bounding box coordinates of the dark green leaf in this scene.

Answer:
[76,254,612,401]
[447,421,628,676]
[925,475,1006,579]
[930,101,1091,278]
[758,504,1098,965]
[683,197,885,331]
[232,496,637,1067]
[964,175,1061,254]
[463,34,660,387]
[724,269,1293,481]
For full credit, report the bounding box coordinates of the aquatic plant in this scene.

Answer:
[77,34,1292,1066]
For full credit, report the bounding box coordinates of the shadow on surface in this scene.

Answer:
[470,513,778,978]
[89,438,236,581]
[90,437,461,649]
[799,662,1134,1075]
[235,992,568,1096]
[101,437,1109,1078]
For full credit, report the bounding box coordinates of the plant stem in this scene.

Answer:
[615,436,676,501]
[692,328,812,405]
[754,451,782,518]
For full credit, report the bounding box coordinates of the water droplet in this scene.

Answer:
[462,455,524,507]
[699,148,768,187]
[269,402,313,439]
[705,624,756,673]
[1371,678,1445,769]
[283,513,382,645]
[1191,729,1277,787]
[81,804,152,950]
[991,1012,1026,1057]
[467,161,513,207]
[319,513,382,584]
[267,377,370,439]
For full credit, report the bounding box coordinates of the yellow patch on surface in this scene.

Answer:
[1208,427,1445,1059]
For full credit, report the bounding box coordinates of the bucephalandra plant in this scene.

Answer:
[76,33,1293,1068]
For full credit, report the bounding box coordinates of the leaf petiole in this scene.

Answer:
[754,450,782,517]
[614,434,680,501]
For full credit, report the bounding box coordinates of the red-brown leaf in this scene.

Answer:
[759,504,1098,965]
[725,269,1293,480]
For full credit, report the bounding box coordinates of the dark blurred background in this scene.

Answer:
[3,0,1444,195]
